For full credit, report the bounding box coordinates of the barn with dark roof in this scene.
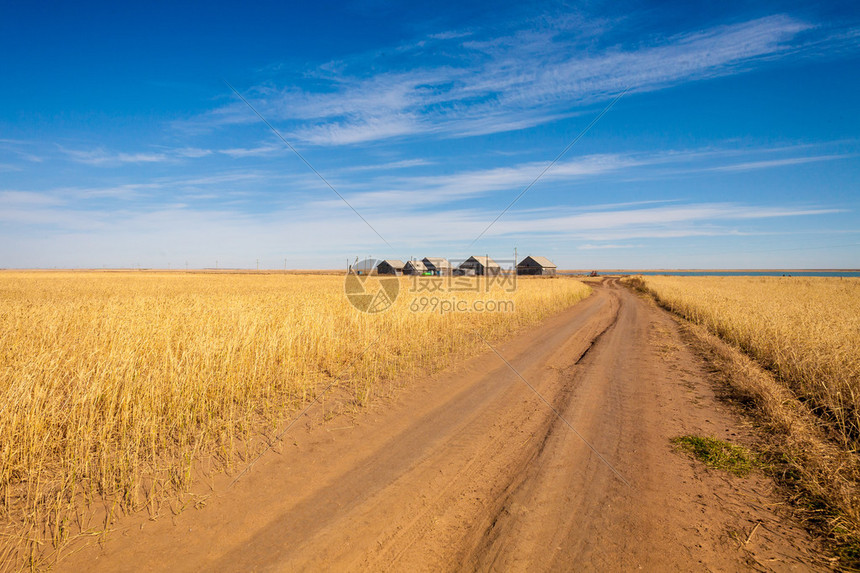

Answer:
[459,255,501,276]
[517,256,557,276]
[403,259,428,275]
[377,259,405,275]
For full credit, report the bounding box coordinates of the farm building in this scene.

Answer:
[459,256,501,276]
[517,256,557,276]
[403,260,428,275]
[422,257,452,276]
[377,259,405,275]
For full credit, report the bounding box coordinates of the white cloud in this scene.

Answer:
[217,144,283,158]
[0,191,65,206]
[190,15,845,145]
[305,153,638,210]
[61,147,169,166]
[174,147,213,158]
[706,154,855,172]
[489,204,841,236]
[58,142,297,164]
[309,146,854,210]
[5,132,854,267]
[343,159,434,172]
[0,138,43,163]
[367,203,838,246]
[0,193,846,268]
[294,114,420,146]
[166,172,266,186]
[578,244,643,250]
[428,31,473,40]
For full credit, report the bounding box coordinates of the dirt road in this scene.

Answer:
[61,279,824,571]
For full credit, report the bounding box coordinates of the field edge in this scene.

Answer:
[624,280,860,567]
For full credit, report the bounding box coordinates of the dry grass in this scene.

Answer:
[0,271,590,569]
[626,275,860,563]
[629,276,860,446]
[678,317,860,565]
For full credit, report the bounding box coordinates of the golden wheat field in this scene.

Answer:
[0,271,590,566]
[633,276,860,444]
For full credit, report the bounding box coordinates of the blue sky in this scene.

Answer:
[1,0,859,269]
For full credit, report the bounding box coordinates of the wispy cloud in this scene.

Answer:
[216,144,283,158]
[0,197,840,268]
[173,147,213,158]
[166,172,266,187]
[578,243,643,250]
[0,170,278,209]
[342,158,434,172]
[60,147,169,166]
[0,138,43,163]
[705,154,855,172]
[190,14,853,145]
[428,30,473,40]
[58,142,294,165]
[306,145,855,210]
[409,203,841,245]
[305,153,638,209]
[0,190,65,206]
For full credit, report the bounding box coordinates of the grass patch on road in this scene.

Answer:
[672,435,757,477]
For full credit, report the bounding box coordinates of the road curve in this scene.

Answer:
[60,279,822,572]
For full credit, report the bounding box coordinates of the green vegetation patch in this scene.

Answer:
[672,435,757,476]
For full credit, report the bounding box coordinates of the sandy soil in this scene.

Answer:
[58,278,828,571]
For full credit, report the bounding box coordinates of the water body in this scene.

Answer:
[563,271,860,277]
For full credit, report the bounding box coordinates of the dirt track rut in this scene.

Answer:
[61,279,825,571]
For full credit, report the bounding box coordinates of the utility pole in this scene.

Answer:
[256,259,259,271]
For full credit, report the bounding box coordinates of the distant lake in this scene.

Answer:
[562,271,860,278]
